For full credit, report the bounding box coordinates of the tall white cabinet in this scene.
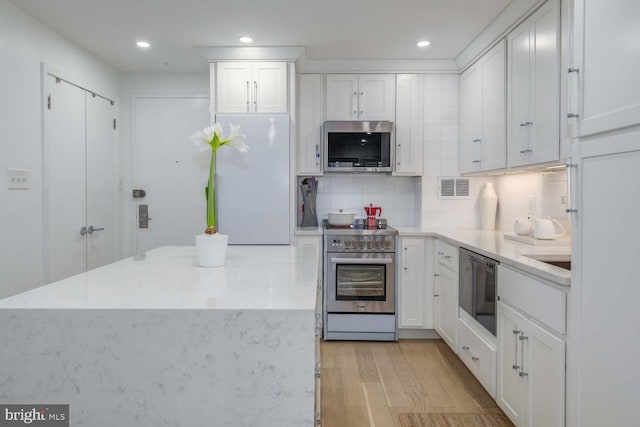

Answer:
[507,0,560,167]
[568,1,640,426]
[325,74,395,121]
[460,40,507,174]
[398,237,433,329]
[433,240,458,350]
[297,74,324,175]
[394,74,424,176]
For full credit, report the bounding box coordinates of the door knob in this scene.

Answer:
[87,225,105,234]
[80,226,88,236]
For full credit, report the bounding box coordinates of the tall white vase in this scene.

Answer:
[479,182,498,230]
[195,233,229,267]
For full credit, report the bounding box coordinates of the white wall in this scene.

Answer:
[494,170,570,233]
[0,0,121,298]
[119,73,210,257]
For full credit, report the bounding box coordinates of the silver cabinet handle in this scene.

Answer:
[315,144,320,166]
[472,139,482,164]
[433,294,440,297]
[360,110,364,115]
[433,273,440,277]
[462,346,479,362]
[519,334,529,377]
[360,91,364,95]
[353,91,357,95]
[437,251,444,255]
[444,255,451,259]
[246,81,250,112]
[80,226,88,236]
[403,267,408,270]
[472,139,481,142]
[87,225,105,234]
[253,81,257,111]
[512,328,520,370]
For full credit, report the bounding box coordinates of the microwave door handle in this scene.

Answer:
[330,258,393,264]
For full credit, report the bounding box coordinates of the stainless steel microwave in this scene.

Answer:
[323,121,394,173]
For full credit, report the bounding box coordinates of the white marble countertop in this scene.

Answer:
[396,227,571,286]
[0,245,321,309]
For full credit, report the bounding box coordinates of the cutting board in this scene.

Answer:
[503,233,571,246]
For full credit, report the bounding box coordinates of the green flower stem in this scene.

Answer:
[207,150,217,230]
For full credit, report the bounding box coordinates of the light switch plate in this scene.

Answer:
[7,169,29,190]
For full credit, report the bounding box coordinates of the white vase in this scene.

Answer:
[479,182,498,230]
[195,233,229,267]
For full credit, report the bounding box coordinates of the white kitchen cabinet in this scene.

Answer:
[297,74,324,175]
[457,316,497,398]
[497,301,565,427]
[325,74,395,121]
[394,74,424,176]
[507,0,560,167]
[460,40,507,174]
[571,0,640,137]
[398,237,433,329]
[433,240,458,350]
[216,62,287,113]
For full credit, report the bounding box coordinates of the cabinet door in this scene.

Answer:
[217,62,252,113]
[298,74,324,175]
[358,74,395,121]
[573,0,640,136]
[460,63,483,174]
[529,1,560,165]
[479,40,507,171]
[497,301,526,426]
[436,265,458,350]
[326,74,359,120]
[394,74,424,176]
[523,315,565,427]
[399,237,427,328]
[252,62,287,113]
[507,21,532,167]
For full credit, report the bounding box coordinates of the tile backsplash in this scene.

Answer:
[296,175,421,227]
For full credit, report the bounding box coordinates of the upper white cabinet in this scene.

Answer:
[217,62,287,113]
[297,74,324,175]
[507,0,560,167]
[460,40,507,174]
[572,0,640,137]
[326,74,395,121]
[398,237,433,329]
[394,74,424,176]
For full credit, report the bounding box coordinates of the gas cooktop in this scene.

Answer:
[322,220,398,236]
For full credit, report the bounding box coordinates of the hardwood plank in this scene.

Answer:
[339,342,367,407]
[321,367,348,427]
[355,342,381,383]
[344,405,371,427]
[363,382,395,427]
[321,341,341,369]
[370,343,411,408]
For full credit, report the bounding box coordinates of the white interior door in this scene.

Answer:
[133,96,210,254]
[86,93,117,270]
[45,75,87,283]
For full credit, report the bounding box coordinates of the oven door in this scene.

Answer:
[325,252,395,313]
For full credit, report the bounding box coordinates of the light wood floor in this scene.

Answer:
[321,339,513,427]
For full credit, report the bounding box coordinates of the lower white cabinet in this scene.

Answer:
[457,316,497,398]
[497,301,565,427]
[398,237,433,329]
[433,242,458,350]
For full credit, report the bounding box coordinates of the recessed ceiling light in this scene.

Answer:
[136,41,151,48]
[239,36,253,44]
[416,40,431,47]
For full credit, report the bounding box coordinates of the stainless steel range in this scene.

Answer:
[323,222,398,341]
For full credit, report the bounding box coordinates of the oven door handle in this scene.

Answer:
[330,258,393,264]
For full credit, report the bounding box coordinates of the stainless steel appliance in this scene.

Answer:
[459,248,499,336]
[324,121,394,173]
[323,221,398,341]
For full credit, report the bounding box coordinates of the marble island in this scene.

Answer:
[0,244,322,427]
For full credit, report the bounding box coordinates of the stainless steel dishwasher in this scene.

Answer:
[459,248,499,336]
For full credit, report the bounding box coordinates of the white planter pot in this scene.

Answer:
[195,233,229,267]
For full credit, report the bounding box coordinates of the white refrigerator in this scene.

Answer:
[214,114,290,244]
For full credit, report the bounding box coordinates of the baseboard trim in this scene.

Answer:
[398,329,441,339]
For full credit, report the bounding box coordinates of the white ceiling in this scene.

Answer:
[12,0,512,72]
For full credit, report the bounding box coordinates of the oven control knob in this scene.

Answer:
[385,241,392,249]
[375,241,381,248]
[345,240,351,247]
[366,241,372,248]
[359,241,365,248]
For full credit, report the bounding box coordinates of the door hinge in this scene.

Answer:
[113,118,117,130]
[47,94,51,110]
